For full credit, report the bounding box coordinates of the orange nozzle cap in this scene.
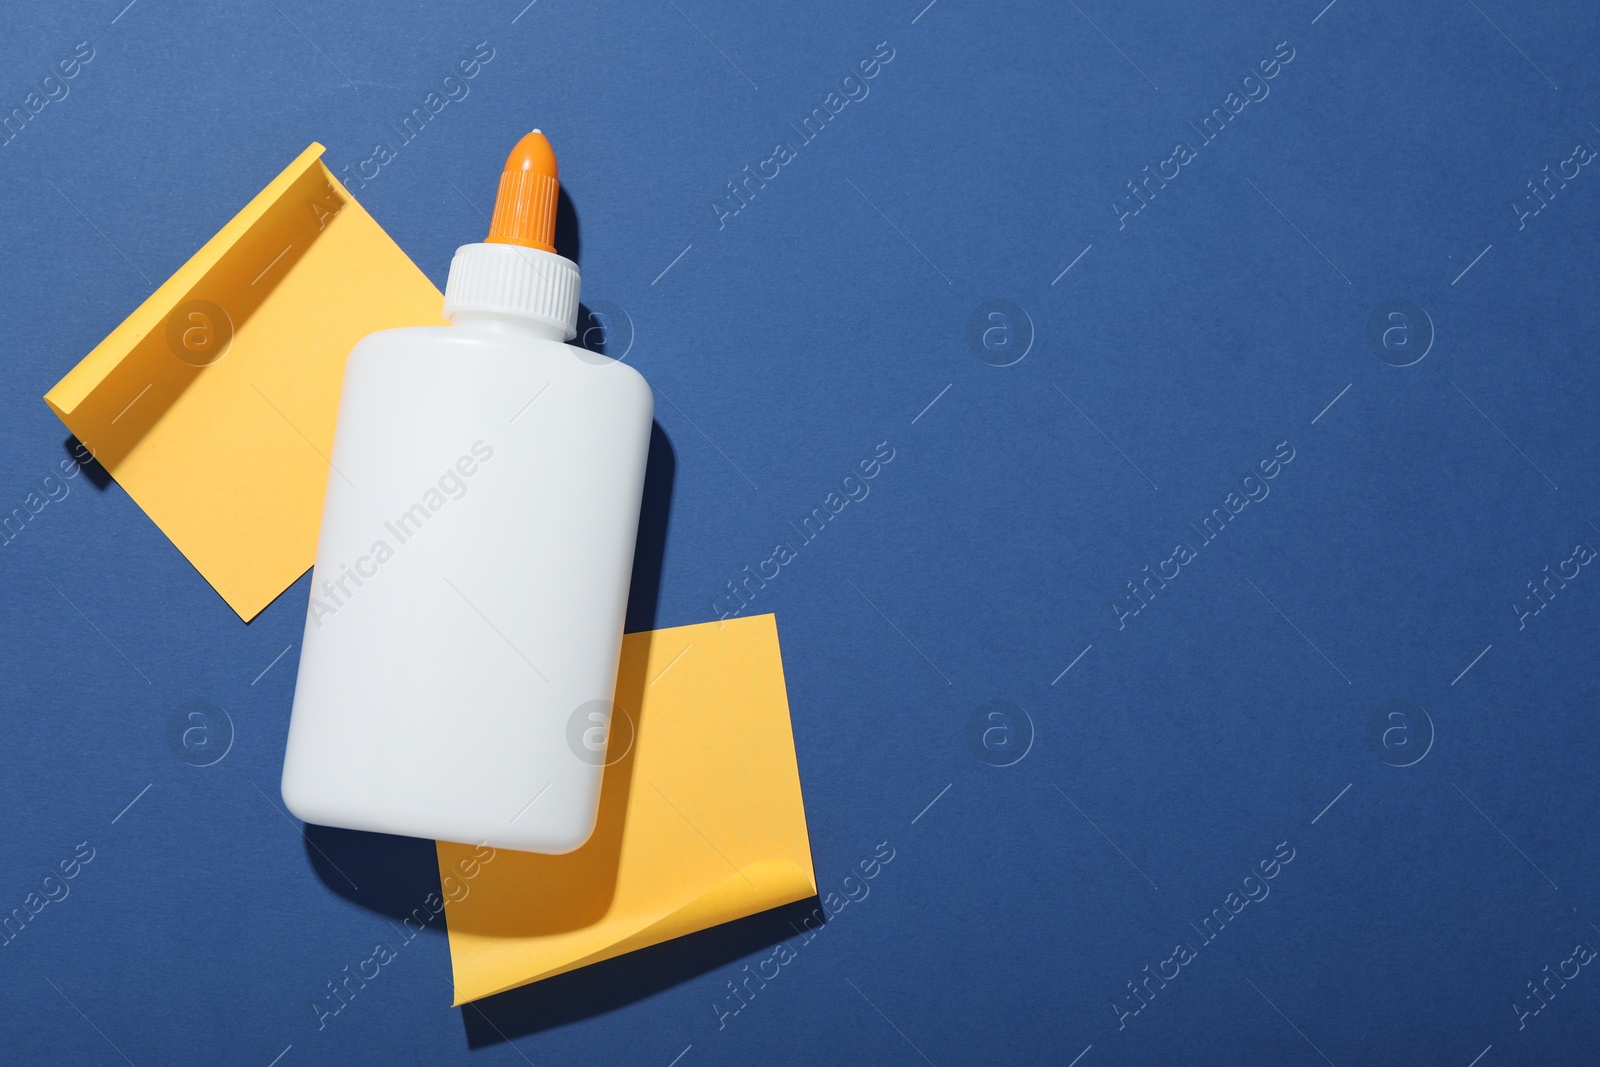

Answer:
[485,130,560,253]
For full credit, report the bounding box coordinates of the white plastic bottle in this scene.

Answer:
[282,131,652,853]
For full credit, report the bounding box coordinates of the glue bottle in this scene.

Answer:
[282,131,653,854]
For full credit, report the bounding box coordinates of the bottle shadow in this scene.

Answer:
[303,421,676,919]
[555,185,580,266]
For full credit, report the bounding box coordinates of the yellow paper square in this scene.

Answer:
[436,613,816,1005]
[43,144,445,620]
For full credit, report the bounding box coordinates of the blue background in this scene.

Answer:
[3,0,1599,1063]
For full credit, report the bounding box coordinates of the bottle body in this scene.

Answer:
[282,321,652,853]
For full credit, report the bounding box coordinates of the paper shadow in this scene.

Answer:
[302,421,675,924]
[460,896,824,1048]
[62,436,110,490]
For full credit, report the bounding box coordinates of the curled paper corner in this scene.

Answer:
[43,142,444,621]
[435,614,817,1006]
[451,860,817,1005]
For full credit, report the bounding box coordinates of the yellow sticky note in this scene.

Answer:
[436,613,816,1005]
[43,144,444,621]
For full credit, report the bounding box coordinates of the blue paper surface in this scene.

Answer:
[3,0,1599,1063]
